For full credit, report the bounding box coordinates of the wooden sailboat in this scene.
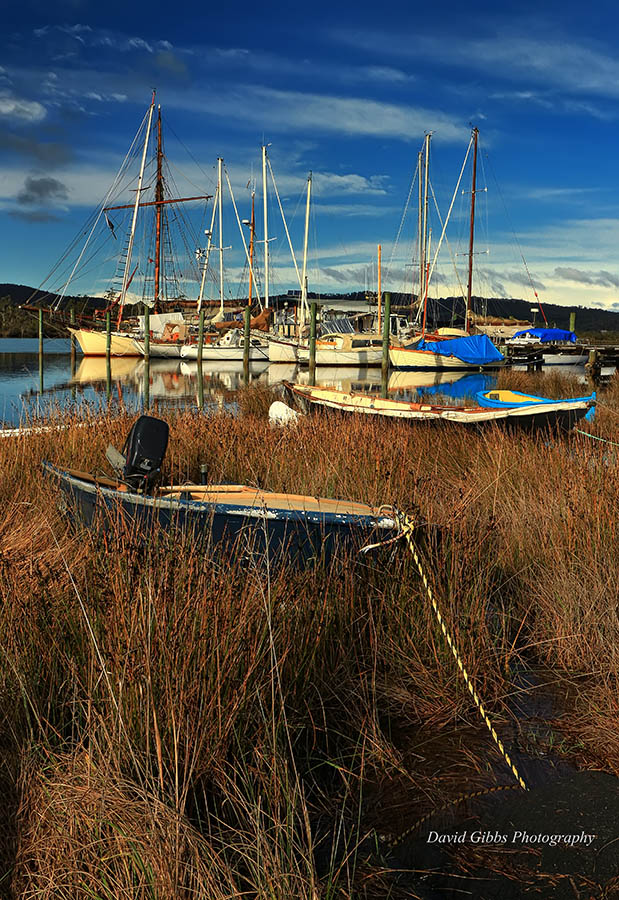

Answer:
[390,129,504,371]
[268,167,312,363]
[65,95,211,356]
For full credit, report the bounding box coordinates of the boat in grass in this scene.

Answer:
[43,415,395,565]
[282,382,595,431]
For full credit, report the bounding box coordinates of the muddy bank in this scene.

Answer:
[391,771,619,898]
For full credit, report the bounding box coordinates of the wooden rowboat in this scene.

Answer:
[283,382,595,432]
[43,463,396,566]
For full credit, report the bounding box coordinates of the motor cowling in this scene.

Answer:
[121,415,169,492]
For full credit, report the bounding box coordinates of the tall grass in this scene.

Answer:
[0,370,617,896]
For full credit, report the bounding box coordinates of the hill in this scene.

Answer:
[1,283,619,340]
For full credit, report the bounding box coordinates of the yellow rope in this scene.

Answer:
[395,510,527,792]
[388,784,521,849]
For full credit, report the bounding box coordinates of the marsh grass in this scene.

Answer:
[0,370,617,896]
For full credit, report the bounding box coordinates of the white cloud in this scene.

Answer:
[333,28,619,104]
[195,86,468,142]
[0,92,46,123]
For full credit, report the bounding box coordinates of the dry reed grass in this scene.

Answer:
[0,369,616,896]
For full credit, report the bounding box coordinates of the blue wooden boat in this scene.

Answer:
[42,416,395,566]
[475,389,596,426]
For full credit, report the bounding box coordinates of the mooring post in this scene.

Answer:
[197,360,204,410]
[381,292,391,398]
[143,304,150,362]
[309,301,317,386]
[38,307,44,393]
[143,358,150,409]
[586,348,601,384]
[105,310,111,360]
[197,308,205,365]
[70,306,76,369]
[243,304,251,384]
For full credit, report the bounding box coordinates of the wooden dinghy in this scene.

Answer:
[283,382,595,432]
[43,415,395,565]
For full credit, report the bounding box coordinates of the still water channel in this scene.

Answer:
[0,338,602,429]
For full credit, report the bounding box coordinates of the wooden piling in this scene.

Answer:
[197,308,205,365]
[38,307,44,393]
[243,304,251,384]
[143,358,150,409]
[309,301,317,386]
[381,292,391,398]
[70,307,76,369]
[105,311,111,360]
[143,304,150,361]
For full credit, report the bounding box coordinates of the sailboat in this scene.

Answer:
[268,162,312,363]
[389,129,505,372]
[60,95,211,356]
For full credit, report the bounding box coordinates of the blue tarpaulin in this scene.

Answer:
[415,334,505,365]
[511,328,577,343]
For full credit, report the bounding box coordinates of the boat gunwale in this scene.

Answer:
[42,461,396,527]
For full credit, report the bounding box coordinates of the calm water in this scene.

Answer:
[0,338,604,428]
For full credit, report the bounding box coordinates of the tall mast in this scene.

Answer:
[262,144,270,309]
[248,188,255,305]
[119,94,155,316]
[196,185,218,314]
[299,171,312,331]
[421,134,430,314]
[377,244,382,333]
[217,157,224,317]
[417,147,424,315]
[466,126,479,334]
[153,104,163,313]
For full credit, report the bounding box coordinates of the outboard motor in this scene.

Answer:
[106,415,169,493]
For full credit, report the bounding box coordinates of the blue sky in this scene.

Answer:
[2,0,619,312]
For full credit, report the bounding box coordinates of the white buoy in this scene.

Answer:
[269,400,300,427]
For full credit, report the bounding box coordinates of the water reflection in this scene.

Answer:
[0,338,612,428]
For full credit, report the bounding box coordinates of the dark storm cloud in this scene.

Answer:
[0,132,73,166]
[8,209,61,222]
[155,50,189,78]
[554,266,619,288]
[17,175,69,205]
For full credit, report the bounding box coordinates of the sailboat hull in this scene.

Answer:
[68,327,141,357]
[298,347,384,366]
[389,346,503,370]
[131,339,183,359]
[180,343,269,362]
[268,337,301,362]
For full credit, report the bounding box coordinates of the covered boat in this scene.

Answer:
[506,328,588,366]
[389,333,505,371]
[283,382,595,432]
[43,415,394,565]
